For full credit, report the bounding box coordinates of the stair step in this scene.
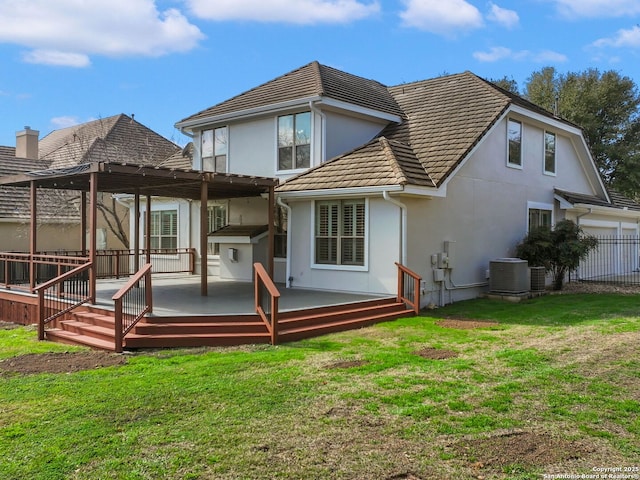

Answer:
[133,321,267,335]
[140,314,259,325]
[279,302,407,329]
[45,329,116,351]
[279,309,414,342]
[278,297,398,320]
[124,332,271,348]
[71,311,116,328]
[60,320,115,342]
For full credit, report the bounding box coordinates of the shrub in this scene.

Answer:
[516,220,598,290]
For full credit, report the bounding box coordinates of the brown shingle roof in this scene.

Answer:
[555,188,640,211]
[278,71,511,193]
[0,146,78,221]
[276,136,435,192]
[177,61,403,125]
[383,72,510,186]
[40,114,180,168]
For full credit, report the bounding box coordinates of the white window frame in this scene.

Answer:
[310,198,369,272]
[276,111,312,174]
[527,201,554,233]
[207,201,229,256]
[507,118,523,169]
[543,130,556,176]
[201,126,228,173]
[141,203,180,252]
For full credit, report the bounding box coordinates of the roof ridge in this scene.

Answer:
[312,61,326,96]
[378,137,408,185]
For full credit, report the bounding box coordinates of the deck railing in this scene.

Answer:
[112,263,153,353]
[0,248,195,291]
[36,262,93,341]
[254,262,280,345]
[1,252,89,293]
[396,262,422,314]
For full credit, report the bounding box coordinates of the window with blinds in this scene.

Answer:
[315,199,365,266]
[146,210,177,249]
[207,203,227,255]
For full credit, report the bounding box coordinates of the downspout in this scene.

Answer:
[309,101,326,164]
[277,196,292,288]
[576,208,592,226]
[382,191,407,266]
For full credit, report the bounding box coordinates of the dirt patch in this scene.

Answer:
[436,319,500,330]
[454,430,592,471]
[0,351,127,375]
[325,360,370,369]
[414,347,458,360]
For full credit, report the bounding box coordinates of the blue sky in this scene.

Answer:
[1,0,639,148]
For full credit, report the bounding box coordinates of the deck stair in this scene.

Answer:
[44,297,413,350]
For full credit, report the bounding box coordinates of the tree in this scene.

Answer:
[524,67,640,196]
[488,75,520,95]
[515,220,598,291]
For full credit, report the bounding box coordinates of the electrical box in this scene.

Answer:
[433,268,445,282]
[437,253,448,269]
[227,248,238,262]
[444,240,455,269]
[430,254,438,266]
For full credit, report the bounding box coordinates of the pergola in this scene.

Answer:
[0,161,279,299]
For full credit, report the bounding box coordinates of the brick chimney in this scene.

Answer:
[16,126,39,159]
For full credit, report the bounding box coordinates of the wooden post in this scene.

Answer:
[145,195,151,265]
[114,297,123,353]
[134,191,140,273]
[81,192,87,255]
[29,181,37,292]
[268,186,275,278]
[200,179,208,296]
[88,172,97,303]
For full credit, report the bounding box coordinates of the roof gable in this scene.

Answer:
[177,61,402,126]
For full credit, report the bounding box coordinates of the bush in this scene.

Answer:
[515,220,598,290]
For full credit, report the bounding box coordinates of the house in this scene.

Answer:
[170,61,640,306]
[0,115,181,252]
[0,129,80,251]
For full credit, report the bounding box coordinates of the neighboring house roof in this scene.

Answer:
[555,188,640,212]
[0,146,78,221]
[176,61,403,126]
[40,114,180,168]
[0,114,181,222]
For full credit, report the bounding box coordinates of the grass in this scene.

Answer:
[1,293,639,479]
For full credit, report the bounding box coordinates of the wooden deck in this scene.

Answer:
[1,274,416,351]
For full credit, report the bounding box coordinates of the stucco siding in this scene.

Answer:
[323,111,387,161]
[287,197,400,295]
[227,118,274,177]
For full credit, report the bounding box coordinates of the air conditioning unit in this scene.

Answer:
[489,258,530,294]
[529,266,546,292]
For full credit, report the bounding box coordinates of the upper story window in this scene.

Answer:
[278,112,310,171]
[544,131,556,175]
[202,127,228,173]
[507,119,522,168]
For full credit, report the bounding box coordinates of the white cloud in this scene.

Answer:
[473,47,567,63]
[399,0,483,36]
[186,0,380,24]
[23,50,91,68]
[0,0,204,67]
[551,0,640,18]
[50,116,83,129]
[487,3,519,29]
[593,25,640,49]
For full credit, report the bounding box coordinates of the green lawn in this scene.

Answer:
[1,293,639,479]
